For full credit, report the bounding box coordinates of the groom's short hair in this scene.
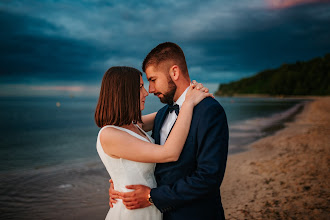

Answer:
[142,42,188,77]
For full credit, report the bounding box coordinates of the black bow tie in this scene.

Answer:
[168,104,180,116]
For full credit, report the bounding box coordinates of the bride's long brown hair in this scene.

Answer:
[95,66,142,127]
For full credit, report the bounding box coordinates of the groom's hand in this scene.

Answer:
[121,184,151,210]
[109,179,121,208]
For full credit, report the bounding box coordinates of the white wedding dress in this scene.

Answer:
[96,124,162,220]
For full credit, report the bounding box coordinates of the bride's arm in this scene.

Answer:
[100,87,212,163]
[140,81,208,132]
[140,112,157,132]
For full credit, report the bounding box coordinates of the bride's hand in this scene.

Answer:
[184,82,214,107]
[191,80,210,93]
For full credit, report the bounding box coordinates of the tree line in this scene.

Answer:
[216,53,330,96]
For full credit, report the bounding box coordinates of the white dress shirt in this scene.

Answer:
[160,87,189,145]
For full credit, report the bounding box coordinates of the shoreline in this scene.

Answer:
[215,94,326,100]
[221,97,330,219]
[227,99,307,155]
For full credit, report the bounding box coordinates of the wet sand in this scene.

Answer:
[221,97,330,219]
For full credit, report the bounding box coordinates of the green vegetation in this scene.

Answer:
[216,54,330,96]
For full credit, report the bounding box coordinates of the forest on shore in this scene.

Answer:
[216,54,330,96]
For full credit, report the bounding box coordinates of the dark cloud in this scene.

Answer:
[0,9,111,83]
[179,2,330,81]
[0,0,329,87]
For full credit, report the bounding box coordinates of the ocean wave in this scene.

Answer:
[228,102,305,152]
[230,102,304,132]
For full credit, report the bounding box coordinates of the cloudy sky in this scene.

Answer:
[1,0,330,96]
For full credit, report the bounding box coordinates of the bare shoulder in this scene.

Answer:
[99,127,124,145]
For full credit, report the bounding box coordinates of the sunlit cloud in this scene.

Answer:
[267,0,330,9]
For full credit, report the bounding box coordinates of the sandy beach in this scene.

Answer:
[221,97,330,219]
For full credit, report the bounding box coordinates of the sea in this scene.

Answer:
[0,94,307,219]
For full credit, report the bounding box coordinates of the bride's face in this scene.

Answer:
[140,75,148,111]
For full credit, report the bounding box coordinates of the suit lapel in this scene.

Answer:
[166,118,177,141]
[154,105,169,145]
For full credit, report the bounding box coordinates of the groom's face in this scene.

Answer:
[145,64,177,105]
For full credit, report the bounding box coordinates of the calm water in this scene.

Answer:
[0,95,306,219]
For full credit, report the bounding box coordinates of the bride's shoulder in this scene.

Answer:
[99,126,123,142]
[100,125,123,134]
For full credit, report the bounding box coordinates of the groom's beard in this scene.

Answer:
[159,77,177,105]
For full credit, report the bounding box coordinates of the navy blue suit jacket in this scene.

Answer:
[150,97,229,220]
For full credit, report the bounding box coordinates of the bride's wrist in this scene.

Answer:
[182,101,194,109]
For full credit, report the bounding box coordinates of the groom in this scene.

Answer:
[111,42,229,219]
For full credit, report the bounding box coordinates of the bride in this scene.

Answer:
[95,66,211,220]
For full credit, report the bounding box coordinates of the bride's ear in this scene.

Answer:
[169,65,180,81]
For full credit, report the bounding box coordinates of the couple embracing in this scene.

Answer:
[95,42,229,220]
